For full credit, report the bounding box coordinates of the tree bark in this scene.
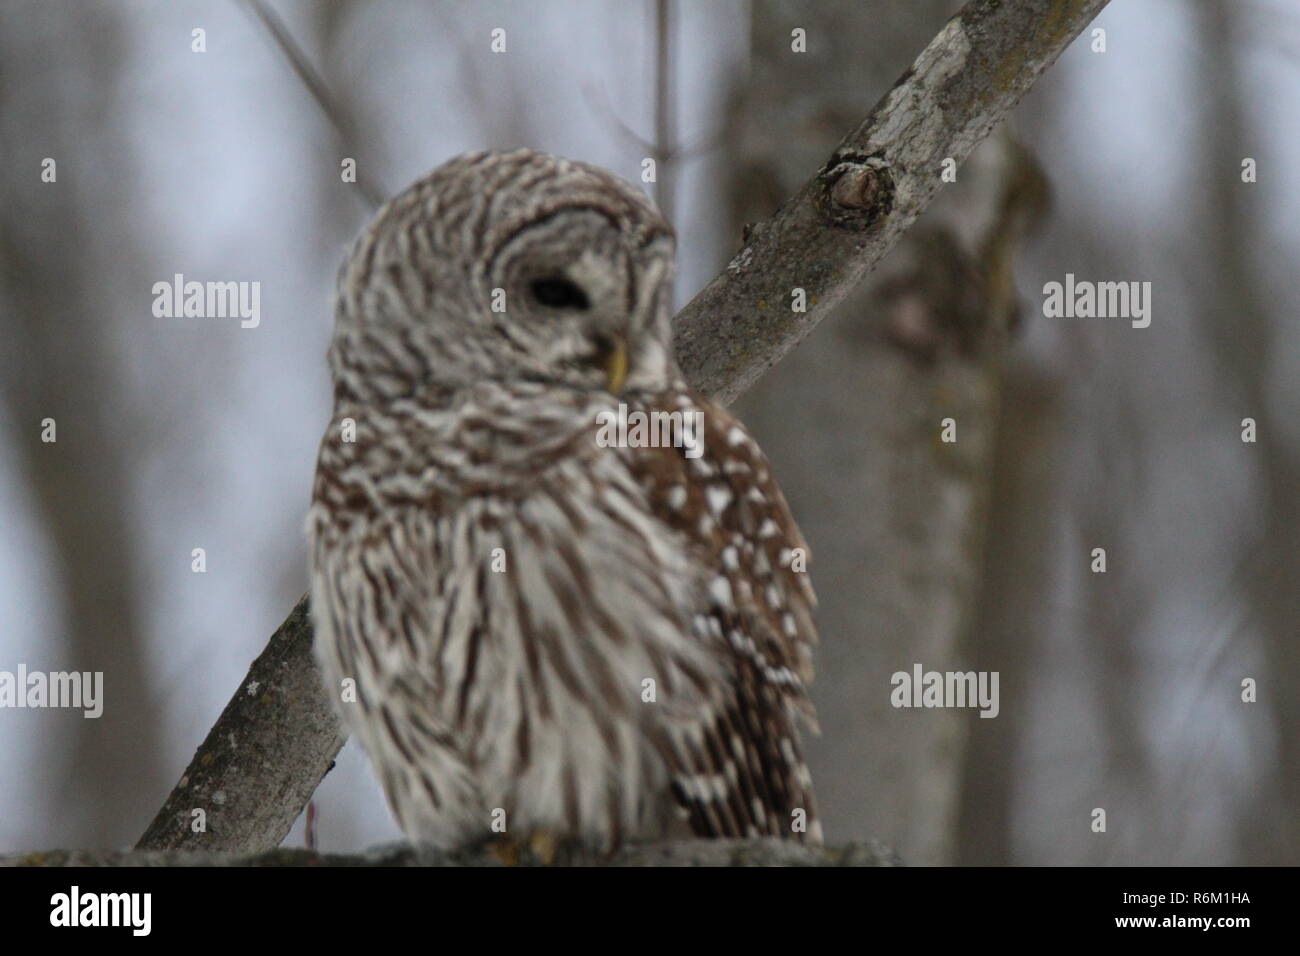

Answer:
[0,1,165,848]
[10,838,899,868]
[136,598,344,852]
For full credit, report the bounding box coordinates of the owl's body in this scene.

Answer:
[309,150,821,849]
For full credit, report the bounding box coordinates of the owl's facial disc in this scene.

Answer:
[524,270,627,393]
[327,152,682,404]
[486,210,672,395]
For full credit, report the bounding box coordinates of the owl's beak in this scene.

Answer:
[602,334,629,394]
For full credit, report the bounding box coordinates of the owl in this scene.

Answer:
[308,149,821,853]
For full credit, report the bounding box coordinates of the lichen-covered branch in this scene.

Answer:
[10,839,899,868]
[131,0,1106,859]
[676,0,1108,402]
[136,598,344,851]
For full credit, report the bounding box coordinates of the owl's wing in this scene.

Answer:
[622,388,822,842]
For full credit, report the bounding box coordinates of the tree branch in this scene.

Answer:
[132,0,1107,858]
[136,597,343,851]
[10,839,899,868]
[676,0,1106,403]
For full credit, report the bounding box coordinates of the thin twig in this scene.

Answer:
[652,0,676,226]
[237,0,388,209]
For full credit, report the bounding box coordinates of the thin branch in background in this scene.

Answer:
[581,79,722,164]
[582,0,708,234]
[236,0,388,209]
[427,3,537,148]
[652,0,676,226]
[580,80,655,152]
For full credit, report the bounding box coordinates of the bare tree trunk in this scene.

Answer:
[1194,0,1298,865]
[0,2,163,846]
[724,0,1048,863]
[955,362,1064,864]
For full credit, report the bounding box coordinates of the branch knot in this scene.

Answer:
[818,154,894,228]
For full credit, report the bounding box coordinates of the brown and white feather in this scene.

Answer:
[309,149,821,850]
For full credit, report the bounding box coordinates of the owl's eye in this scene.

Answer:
[529,276,590,310]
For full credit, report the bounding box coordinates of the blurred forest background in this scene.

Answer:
[1,0,1296,865]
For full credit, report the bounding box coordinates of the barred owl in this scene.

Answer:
[308,149,821,852]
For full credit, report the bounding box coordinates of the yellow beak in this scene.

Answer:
[603,336,628,395]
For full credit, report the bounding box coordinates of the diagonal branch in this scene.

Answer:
[135,0,1108,855]
[136,597,342,851]
[676,0,1105,402]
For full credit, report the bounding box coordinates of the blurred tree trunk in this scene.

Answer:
[0,3,163,845]
[723,0,1045,863]
[954,360,1063,864]
[1194,0,1298,864]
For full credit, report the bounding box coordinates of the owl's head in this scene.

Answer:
[330,150,678,403]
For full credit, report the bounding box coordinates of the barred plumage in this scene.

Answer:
[308,150,821,849]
